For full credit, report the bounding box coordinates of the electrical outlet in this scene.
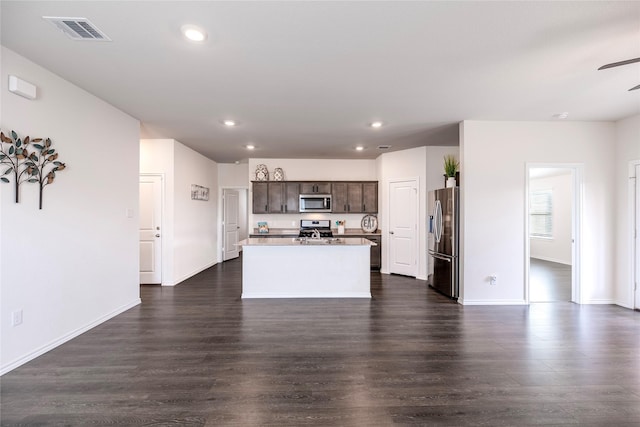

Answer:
[489,275,498,286]
[12,309,23,326]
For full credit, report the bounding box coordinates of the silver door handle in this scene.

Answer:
[430,253,451,262]
[155,234,160,238]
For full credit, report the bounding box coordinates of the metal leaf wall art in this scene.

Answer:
[0,130,67,209]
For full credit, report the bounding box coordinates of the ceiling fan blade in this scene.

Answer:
[628,84,640,91]
[598,57,640,70]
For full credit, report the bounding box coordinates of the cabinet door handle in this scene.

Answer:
[363,204,366,211]
[265,204,268,211]
[285,204,287,212]
[344,204,347,211]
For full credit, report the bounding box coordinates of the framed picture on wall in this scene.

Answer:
[191,184,209,201]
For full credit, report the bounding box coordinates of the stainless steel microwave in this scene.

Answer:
[299,194,332,213]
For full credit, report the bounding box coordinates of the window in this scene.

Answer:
[530,189,552,238]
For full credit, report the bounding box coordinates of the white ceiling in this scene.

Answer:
[2,1,639,163]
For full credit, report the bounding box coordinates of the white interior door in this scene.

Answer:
[635,164,640,309]
[389,180,418,277]
[223,189,240,261]
[139,175,162,284]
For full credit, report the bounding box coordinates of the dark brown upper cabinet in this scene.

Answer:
[253,180,376,214]
[268,182,300,213]
[252,182,269,214]
[362,182,378,213]
[332,181,377,213]
[300,182,332,194]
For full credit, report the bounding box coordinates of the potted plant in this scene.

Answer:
[443,155,459,188]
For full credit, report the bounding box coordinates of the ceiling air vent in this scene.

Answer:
[377,145,392,150]
[43,16,111,41]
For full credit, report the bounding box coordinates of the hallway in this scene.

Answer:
[530,258,572,302]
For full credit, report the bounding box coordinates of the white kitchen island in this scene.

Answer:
[238,237,375,298]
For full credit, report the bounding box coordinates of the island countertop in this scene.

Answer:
[249,228,382,237]
[239,237,376,246]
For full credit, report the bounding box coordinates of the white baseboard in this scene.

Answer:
[614,299,634,309]
[0,298,141,376]
[530,255,571,265]
[459,299,527,306]
[582,298,615,305]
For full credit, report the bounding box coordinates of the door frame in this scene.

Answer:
[219,185,249,262]
[139,173,165,285]
[387,177,420,278]
[222,188,241,261]
[524,163,583,304]
[630,161,640,310]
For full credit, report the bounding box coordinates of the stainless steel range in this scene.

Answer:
[298,220,334,238]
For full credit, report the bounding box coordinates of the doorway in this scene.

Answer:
[388,178,419,277]
[526,165,582,303]
[635,163,639,310]
[222,188,248,262]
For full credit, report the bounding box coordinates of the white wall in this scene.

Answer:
[1,47,140,374]
[247,158,378,230]
[614,114,640,308]
[218,163,249,187]
[140,139,218,285]
[460,120,616,305]
[173,142,218,283]
[529,172,572,264]
[377,146,428,279]
[426,146,460,193]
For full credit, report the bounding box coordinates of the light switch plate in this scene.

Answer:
[12,309,23,326]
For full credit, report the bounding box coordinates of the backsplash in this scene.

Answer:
[251,213,376,230]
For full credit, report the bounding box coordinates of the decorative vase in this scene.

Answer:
[446,176,456,188]
[255,164,269,181]
[273,167,284,181]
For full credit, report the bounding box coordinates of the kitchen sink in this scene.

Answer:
[295,237,343,245]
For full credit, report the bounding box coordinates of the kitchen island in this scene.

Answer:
[238,237,375,298]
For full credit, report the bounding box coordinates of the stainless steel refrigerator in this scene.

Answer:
[428,187,459,299]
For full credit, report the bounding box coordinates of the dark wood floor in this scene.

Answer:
[2,258,640,426]
[529,258,572,302]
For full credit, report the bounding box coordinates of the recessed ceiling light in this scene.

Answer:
[355,146,365,151]
[246,144,255,150]
[181,24,207,42]
[223,120,236,127]
[552,112,569,120]
[370,121,383,128]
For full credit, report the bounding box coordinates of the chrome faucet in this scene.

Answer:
[312,229,321,239]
